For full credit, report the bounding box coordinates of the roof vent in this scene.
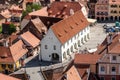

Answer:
[64,30,67,33]
[75,22,79,25]
[64,4,68,8]
[70,26,73,29]
[70,9,74,15]
[58,34,62,37]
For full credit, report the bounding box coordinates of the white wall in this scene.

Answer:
[40,28,62,62]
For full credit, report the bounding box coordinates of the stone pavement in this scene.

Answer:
[78,23,109,51]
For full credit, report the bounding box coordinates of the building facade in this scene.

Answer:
[109,0,120,21]
[95,0,109,21]
[40,11,90,62]
[88,0,97,18]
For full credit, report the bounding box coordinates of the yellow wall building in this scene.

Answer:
[0,40,28,74]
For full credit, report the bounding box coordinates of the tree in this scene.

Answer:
[9,23,16,35]
[32,4,41,11]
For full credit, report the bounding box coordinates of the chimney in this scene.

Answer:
[3,39,8,47]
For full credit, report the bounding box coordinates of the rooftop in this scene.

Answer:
[0,73,20,80]
[51,10,89,44]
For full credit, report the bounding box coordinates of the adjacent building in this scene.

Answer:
[109,0,120,21]
[19,31,40,56]
[20,18,47,40]
[40,10,90,62]
[88,0,97,18]
[0,40,28,74]
[95,0,109,21]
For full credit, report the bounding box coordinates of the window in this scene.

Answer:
[101,66,105,72]
[45,45,47,49]
[1,64,6,69]
[71,46,73,52]
[53,45,56,50]
[63,52,66,59]
[8,64,13,69]
[81,31,83,35]
[100,77,105,80]
[111,76,116,80]
[112,67,116,72]
[112,56,116,60]
[67,49,70,55]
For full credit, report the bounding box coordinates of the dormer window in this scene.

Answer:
[70,26,73,29]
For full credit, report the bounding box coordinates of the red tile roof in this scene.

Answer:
[51,10,89,44]
[20,31,40,48]
[0,73,20,80]
[29,7,48,17]
[74,54,100,65]
[0,40,28,63]
[66,65,81,80]
[47,1,82,18]
[0,46,13,63]
[31,18,47,33]
[10,40,28,62]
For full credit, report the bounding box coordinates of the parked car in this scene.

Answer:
[106,27,115,33]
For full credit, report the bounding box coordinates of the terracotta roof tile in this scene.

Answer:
[48,1,82,18]
[10,5,23,11]
[10,40,28,62]
[77,68,88,80]
[0,46,13,63]
[0,40,28,63]
[31,18,47,33]
[0,73,20,80]
[29,7,48,17]
[20,31,40,48]
[74,54,100,65]
[51,10,89,44]
[67,65,81,80]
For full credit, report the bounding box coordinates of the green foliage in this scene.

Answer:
[32,4,41,11]
[22,3,42,19]
[21,10,28,20]
[26,5,32,12]
[0,26,2,33]
[9,23,16,35]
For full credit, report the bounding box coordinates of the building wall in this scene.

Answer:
[40,26,90,62]
[40,28,62,62]
[109,3,120,21]
[0,61,21,73]
[95,0,109,21]
[99,75,120,80]
[98,53,120,80]
[88,3,96,18]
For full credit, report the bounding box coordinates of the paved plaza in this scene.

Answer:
[79,23,114,51]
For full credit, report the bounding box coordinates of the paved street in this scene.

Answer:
[79,23,114,51]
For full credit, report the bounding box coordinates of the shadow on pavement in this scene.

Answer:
[25,55,57,68]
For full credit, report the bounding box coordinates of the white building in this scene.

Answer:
[40,10,90,62]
